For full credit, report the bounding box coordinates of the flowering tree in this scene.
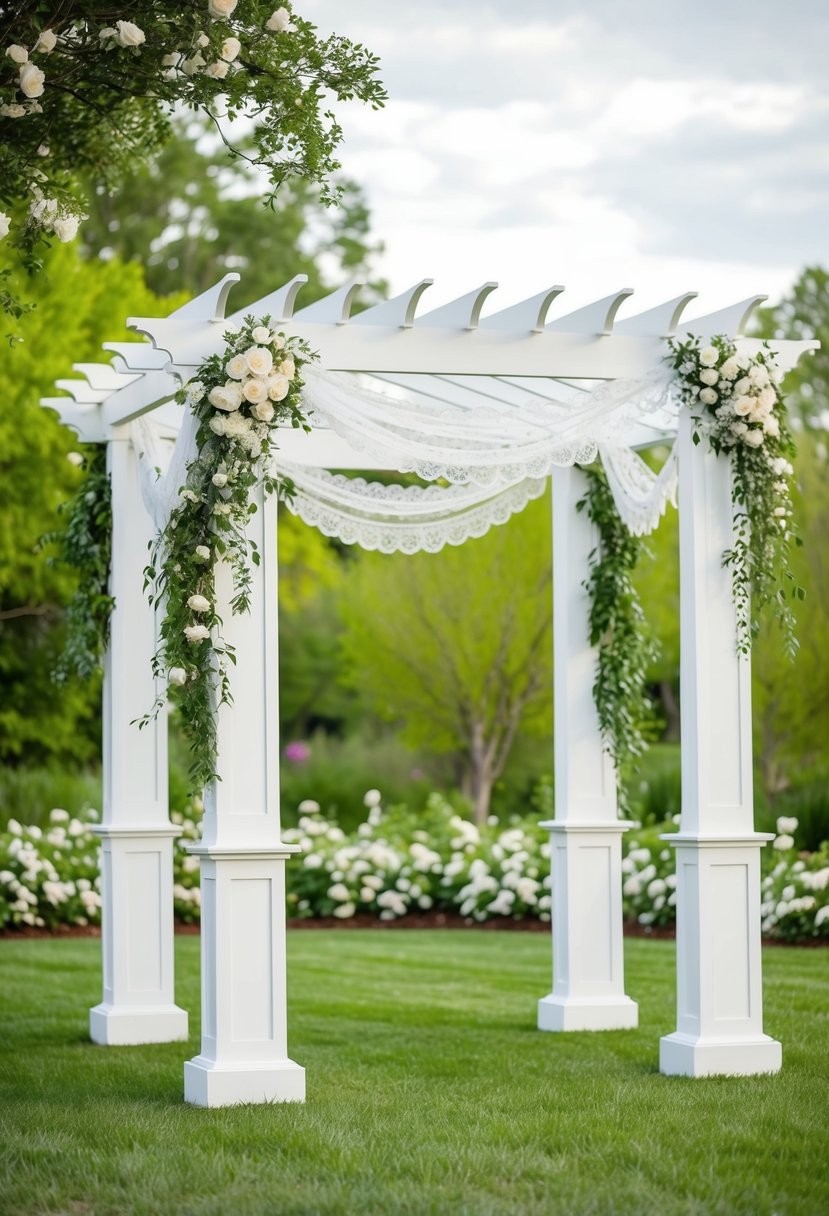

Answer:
[0,1,385,314]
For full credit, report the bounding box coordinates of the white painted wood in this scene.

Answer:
[235,274,309,325]
[90,429,187,1046]
[184,486,304,1106]
[292,280,365,325]
[480,286,565,332]
[352,279,434,328]
[417,282,499,330]
[538,467,638,1033]
[679,295,767,338]
[546,289,633,335]
[659,411,781,1076]
[614,293,698,337]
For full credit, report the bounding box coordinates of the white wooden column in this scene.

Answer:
[90,429,188,1046]
[538,467,638,1032]
[183,486,304,1107]
[660,412,781,1077]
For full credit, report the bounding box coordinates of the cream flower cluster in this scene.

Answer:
[206,328,297,454]
[679,343,784,452]
[3,28,53,112]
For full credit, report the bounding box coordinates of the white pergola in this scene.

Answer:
[43,272,816,1107]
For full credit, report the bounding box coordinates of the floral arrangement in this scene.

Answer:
[140,316,312,789]
[668,335,803,655]
[2,796,828,941]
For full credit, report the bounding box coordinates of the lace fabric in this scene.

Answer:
[128,367,680,551]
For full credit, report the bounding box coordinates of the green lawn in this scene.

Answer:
[1,933,827,1216]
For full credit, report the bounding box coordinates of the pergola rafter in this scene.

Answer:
[41,273,817,1106]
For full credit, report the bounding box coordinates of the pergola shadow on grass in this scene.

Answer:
[44,274,817,1103]
[2,932,828,1216]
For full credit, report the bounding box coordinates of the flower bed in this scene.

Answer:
[2,793,827,941]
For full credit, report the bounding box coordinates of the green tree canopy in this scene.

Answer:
[339,493,553,824]
[0,1,385,315]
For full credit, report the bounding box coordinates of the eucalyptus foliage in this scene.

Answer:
[139,316,312,790]
[49,446,113,682]
[668,335,803,656]
[577,466,660,793]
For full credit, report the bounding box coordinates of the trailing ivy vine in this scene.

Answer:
[51,446,114,681]
[577,464,659,797]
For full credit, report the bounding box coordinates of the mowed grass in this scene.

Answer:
[1,933,828,1216]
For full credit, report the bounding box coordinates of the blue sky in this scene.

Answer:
[302,0,829,318]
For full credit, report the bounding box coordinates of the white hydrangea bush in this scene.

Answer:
[2,800,828,941]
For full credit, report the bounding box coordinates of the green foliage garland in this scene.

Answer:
[667,335,803,656]
[51,446,113,681]
[139,316,312,790]
[577,466,659,794]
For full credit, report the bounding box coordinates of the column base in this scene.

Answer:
[538,993,639,1032]
[184,1056,306,1107]
[89,1003,189,1046]
[659,1031,782,1077]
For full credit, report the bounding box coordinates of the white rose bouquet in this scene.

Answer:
[668,334,802,656]
[139,316,313,789]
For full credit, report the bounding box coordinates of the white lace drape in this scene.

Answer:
[128,368,680,551]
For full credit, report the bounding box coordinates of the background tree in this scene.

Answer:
[80,120,384,304]
[0,1,385,317]
[338,493,554,825]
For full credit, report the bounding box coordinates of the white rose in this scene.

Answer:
[271,333,286,349]
[0,213,10,239]
[116,21,145,48]
[735,376,751,395]
[212,473,228,487]
[37,143,49,156]
[720,357,740,381]
[161,51,180,66]
[182,52,205,75]
[279,358,296,379]
[743,429,764,448]
[225,353,249,380]
[187,594,211,613]
[698,387,718,406]
[205,59,229,78]
[222,36,242,61]
[66,450,84,466]
[763,415,780,438]
[34,30,57,54]
[224,412,253,437]
[169,667,188,687]
[773,834,794,851]
[758,385,776,410]
[245,345,273,376]
[243,377,269,404]
[251,325,271,343]
[734,396,753,417]
[208,0,238,19]
[184,624,211,643]
[209,414,227,436]
[749,364,770,387]
[699,346,718,367]
[6,45,28,64]
[776,816,798,835]
[731,421,748,438]
[195,544,211,561]
[208,382,242,411]
[18,62,45,97]
[251,400,275,422]
[266,7,291,32]
[53,214,80,243]
[266,373,290,401]
[0,103,26,117]
[699,368,718,386]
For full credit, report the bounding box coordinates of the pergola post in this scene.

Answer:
[89,429,188,1046]
[659,411,781,1077]
[538,466,638,1032]
[183,485,304,1107]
